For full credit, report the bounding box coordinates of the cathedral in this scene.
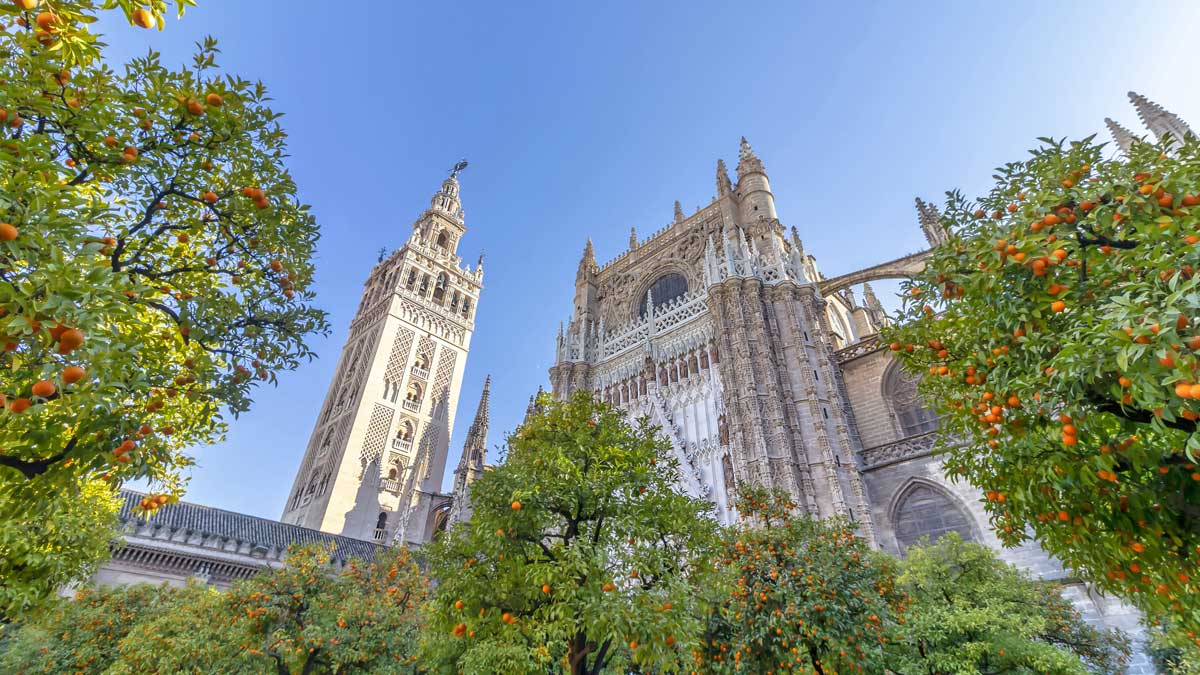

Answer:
[544,93,1190,672]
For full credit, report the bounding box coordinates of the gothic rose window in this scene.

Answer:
[638,273,688,318]
[884,363,939,437]
[892,483,975,551]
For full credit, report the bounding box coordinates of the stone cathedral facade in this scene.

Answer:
[280,171,489,547]
[548,94,1191,671]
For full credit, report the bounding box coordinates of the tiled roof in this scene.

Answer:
[118,489,382,563]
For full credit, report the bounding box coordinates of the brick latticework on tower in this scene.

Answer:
[549,99,1189,672]
[281,169,485,547]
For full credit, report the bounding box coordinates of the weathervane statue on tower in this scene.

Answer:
[450,159,469,178]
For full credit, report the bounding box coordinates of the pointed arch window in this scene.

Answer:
[892,483,976,551]
[374,512,389,542]
[436,231,448,250]
[884,363,939,437]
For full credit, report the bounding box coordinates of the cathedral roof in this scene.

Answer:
[117,489,382,563]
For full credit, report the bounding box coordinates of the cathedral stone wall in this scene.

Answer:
[837,344,896,450]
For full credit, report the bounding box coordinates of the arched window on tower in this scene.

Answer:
[405,269,417,290]
[892,482,976,551]
[374,512,389,542]
[638,273,689,318]
[436,231,448,250]
[883,363,939,437]
[461,298,472,319]
[433,273,448,303]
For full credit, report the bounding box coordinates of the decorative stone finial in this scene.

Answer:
[578,238,596,276]
[716,158,732,196]
[736,136,765,177]
[674,200,684,223]
[1128,92,1194,148]
[1104,117,1141,154]
[914,197,949,247]
[629,227,638,250]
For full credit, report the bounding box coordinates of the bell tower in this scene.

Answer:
[282,163,483,546]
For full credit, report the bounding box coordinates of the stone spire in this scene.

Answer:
[674,200,684,223]
[577,238,597,276]
[914,198,949,247]
[1128,91,1194,148]
[1105,117,1142,154]
[736,136,765,177]
[629,227,638,250]
[863,282,887,328]
[462,375,490,453]
[523,385,545,425]
[449,376,490,525]
[716,158,733,196]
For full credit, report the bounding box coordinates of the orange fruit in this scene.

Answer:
[511,500,521,511]
[58,329,84,353]
[186,99,205,116]
[12,0,38,11]
[1051,300,1066,313]
[132,7,155,28]
[0,222,17,241]
[202,191,218,204]
[34,11,55,29]
[31,380,55,398]
[205,93,224,107]
[62,365,85,384]
[8,398,31,413]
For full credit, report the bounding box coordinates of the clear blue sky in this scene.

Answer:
[103,1,1200,519]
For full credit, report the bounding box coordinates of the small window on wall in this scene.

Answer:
[436,232,448,249]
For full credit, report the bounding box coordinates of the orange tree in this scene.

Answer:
[0,0,327,613]
[0,545,427,674]
[0,581,169,673]
[883,135,1200,632]
[420,391,723,675]
[698,488,902,675]
[887,533,1130,675]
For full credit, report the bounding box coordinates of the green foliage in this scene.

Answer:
[0,582,169,674]
[884,135,1200,631]
[1148,621,1200,675]
[699,488,902,675]
[888,533,1130,675]
[421,391,723,675]
[0,0,327,612]
[0,478,119,618]
[0,545,426,674]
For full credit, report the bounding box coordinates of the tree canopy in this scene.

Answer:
[0,545,427,675]
[884,134,1200,632]
[888,533,1130,675]
[421,392,723,675]
[699,488,902,675]
[0,0,326,613]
